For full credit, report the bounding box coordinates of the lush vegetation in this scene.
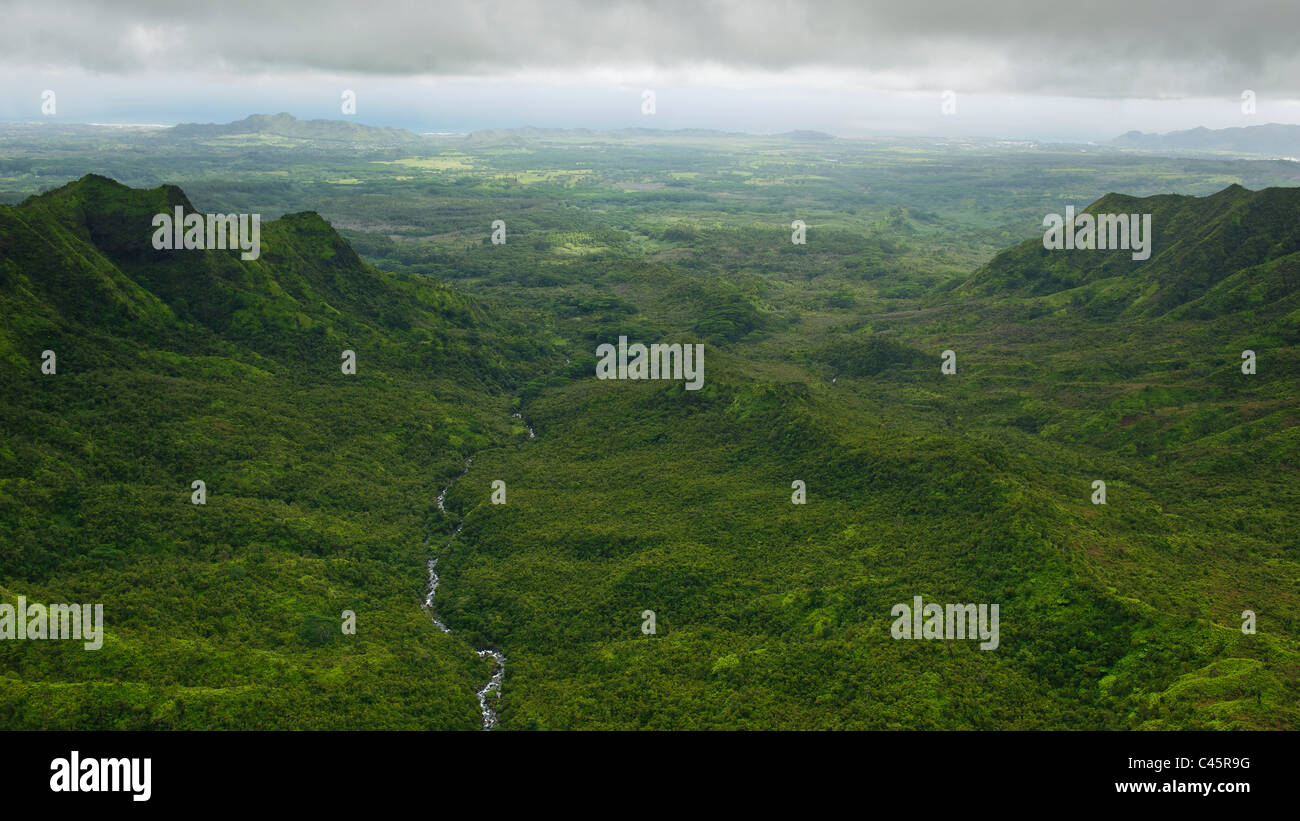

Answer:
[1,121,1297,729]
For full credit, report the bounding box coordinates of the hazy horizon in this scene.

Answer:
[4,0,1300,142]
[6,84,1300,143]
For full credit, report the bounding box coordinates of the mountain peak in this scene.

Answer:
[2,176,409,357]
[23,174,197,221]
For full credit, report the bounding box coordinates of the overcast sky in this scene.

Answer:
[2,0,1299,140]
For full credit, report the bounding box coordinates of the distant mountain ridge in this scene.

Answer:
[1113,123,1300,157]
[169,113,424,146]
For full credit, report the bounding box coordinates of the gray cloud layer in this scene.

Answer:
[3,0,1299,97]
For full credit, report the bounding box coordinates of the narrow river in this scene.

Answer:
[422,455,505,730]
[422,410,531,731]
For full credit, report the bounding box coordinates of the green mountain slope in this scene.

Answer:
[963,184,1300,332]
[0,176,551,728]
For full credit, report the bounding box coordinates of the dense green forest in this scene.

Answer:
[1,122,1297,729]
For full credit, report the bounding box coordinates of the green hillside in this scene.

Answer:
[965,184,1300,331]
[0,176,551,728]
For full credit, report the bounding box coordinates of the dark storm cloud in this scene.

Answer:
[2,0,1298,96]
